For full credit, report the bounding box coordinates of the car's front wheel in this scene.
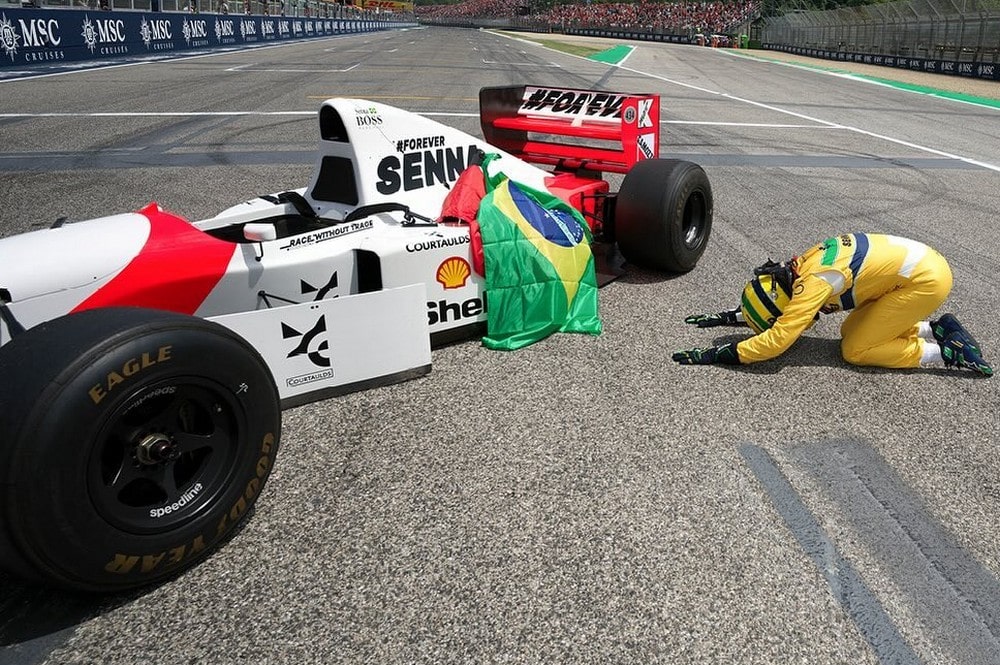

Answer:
[0,308,281,592]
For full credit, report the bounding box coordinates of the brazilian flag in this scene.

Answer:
[476,170,601,351]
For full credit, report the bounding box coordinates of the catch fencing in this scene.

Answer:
[758,0,1000,78]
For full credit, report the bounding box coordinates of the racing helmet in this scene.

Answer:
[741,260,794,334]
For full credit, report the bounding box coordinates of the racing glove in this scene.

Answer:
[683,308,742,328]
[671,342,741,365]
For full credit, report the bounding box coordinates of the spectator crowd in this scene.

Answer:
[416,0,760,36]
[416,0,521,19]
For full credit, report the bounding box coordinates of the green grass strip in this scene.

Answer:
[494,31,633,64]
[857,75,1000,108]
[731,51,1000,109]
[588,45,634,65]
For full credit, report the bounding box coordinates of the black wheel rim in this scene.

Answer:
[682,190,708,249]
[87,377,245,535]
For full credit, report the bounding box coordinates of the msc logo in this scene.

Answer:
[282,316,330,367]
[182,18,208,45]
[215,18,235,40]
[240,18,257,39]
[0,14,21,60]
[1,13,64,59]
[80,16,128,55]
[140,17,173,48]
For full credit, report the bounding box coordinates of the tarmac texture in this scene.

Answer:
[1,26,999,665]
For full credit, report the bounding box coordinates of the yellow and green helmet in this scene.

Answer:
[740,261,794,334]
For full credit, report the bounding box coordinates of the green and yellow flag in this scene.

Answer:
[476,169,601,350]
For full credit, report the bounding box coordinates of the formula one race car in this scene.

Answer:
[0,85,712,592]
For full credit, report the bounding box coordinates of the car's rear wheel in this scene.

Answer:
[0,308,281,592]
[614,159,713,273]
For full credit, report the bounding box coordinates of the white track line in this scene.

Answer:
[614,60,1000,173]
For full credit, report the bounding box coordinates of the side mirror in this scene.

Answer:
[243,223,277,242]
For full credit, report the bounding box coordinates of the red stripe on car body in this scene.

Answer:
[72,203,236,315]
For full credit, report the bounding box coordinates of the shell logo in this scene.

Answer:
[436,257,471,289]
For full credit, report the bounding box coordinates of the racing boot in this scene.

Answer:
[940,330,994,377]
[931,313,979,348]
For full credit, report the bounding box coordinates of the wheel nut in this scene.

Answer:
[136,433,178,465]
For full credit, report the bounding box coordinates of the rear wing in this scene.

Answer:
[479,85,660,175]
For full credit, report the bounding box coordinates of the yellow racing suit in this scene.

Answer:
[737,233,953,368]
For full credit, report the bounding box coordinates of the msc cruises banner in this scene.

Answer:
[0,8,407,67]
[764,44,1000,83]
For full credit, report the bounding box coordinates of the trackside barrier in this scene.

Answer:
[419,19,1000,83]
[0,8,416,68]
[763,44,1000,83]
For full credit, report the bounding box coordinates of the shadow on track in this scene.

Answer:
[0,572,141,665]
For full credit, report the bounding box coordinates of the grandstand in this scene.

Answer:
[415,0,1000,71]
[416,0,760,38]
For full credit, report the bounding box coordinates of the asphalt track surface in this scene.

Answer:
[2,26,1000,665]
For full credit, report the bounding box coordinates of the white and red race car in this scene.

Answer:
[0,85,712,592]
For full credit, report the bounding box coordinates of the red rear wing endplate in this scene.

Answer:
[479,85,660,175]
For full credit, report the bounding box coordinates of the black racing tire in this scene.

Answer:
[614,159,713,273]
[0,307,281,592]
